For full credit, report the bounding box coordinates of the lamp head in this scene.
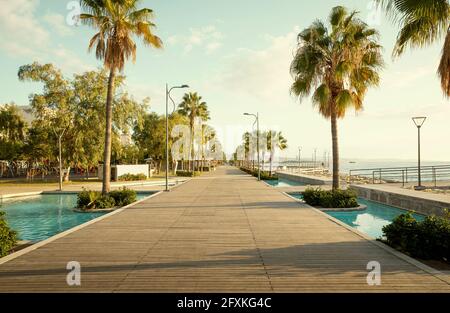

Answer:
[412,117,427,128]
[181,85,189,88]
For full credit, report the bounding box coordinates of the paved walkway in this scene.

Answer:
[0,166,449,292]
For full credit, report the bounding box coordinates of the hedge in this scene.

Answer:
[302,187,358,208]
[76,187,137,210]
[0,211,17,257]
[382,213,450,262]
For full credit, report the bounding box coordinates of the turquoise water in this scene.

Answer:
[289,194,425,239]
[325,199,425,239]
[1,192,152,242]
[265,179,305,187]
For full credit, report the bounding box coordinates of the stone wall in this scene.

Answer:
[278,172,332,186]
[351,185,448,217]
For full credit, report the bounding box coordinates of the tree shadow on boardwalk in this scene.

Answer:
[0,240,432,279]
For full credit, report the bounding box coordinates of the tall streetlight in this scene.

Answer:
[298,147,302,172]
[244,112,260,181]
[412,117,426,189]
[165,84,189,192]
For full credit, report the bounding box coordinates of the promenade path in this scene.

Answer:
[0,166,449,292]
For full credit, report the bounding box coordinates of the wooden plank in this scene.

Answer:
[0,166,448,292]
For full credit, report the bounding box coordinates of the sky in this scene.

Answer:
[0,0,449,162]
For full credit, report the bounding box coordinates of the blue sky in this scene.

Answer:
[0,0,449,161]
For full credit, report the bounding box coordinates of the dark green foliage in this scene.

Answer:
[76,188,137,210]
[383,213,450,261]
[109,187,137,206]
[95,195,116,209]
[239,167,278,180]
[0,211,17,257]
[382,213,418,252]
[176,171,201,177]
[239,167,253,175]
[259,171,278,180]
[76,189,101,210]
[118,173,147,181]
[303,187,358,208]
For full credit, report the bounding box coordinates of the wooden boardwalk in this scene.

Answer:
[0,166,449,292]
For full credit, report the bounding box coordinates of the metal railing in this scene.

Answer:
[349,165,450,187]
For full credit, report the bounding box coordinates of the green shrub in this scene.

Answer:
[382,213,450,262]
[95,195,116,209]
[118,173,147,181]
[382,213,419,252]
[0,211,17,257]
[239,167,278,180]
[176,171,201,177]
[239,167,253,174]
[76,188,137,210]
[109,188,137,206]
[303,187,358,208]
[76,189,101,210]
[259,171,278,180]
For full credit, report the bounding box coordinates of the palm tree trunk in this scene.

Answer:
[269,155,273,176]
[102,68,115,194]
[188,124,193,172]
[331,112,340,190]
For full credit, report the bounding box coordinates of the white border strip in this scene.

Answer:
[1,191,44,200]
[0,179,188,200]
[282,191,450,285]
[0,191,163,265]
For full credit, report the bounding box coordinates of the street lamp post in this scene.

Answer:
[298,147,301,173]
[412,117,427,189]
[165,84,189,192]
[244,112,260,181]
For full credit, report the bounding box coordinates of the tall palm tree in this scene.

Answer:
[290,6,384,190]
[376,0,450,97]
[267,131,288,176]
[242,131,251,169]
[177,92,210,171]
[201,124,216,171]
[80,0,162,193]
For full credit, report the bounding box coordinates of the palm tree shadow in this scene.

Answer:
[0,241,428,279]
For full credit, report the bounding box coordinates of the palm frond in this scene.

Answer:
[438,31,450,97]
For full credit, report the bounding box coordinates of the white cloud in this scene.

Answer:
[0,0,93,74]
[168,25,223,55]
[382,66,435,89]
[210,27,299,105]
[0,0,49,56]
[43,12,74,37]
[206,42,222,54]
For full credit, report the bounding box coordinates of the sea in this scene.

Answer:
[263,158,450,174]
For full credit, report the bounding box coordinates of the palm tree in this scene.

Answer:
[80,0,162,193]
[267,131,288,176]
[290,6,384,190]
[177,92,210,171]
[242,131,251,169]
[376,0,450,97]
[201,125,216,171]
